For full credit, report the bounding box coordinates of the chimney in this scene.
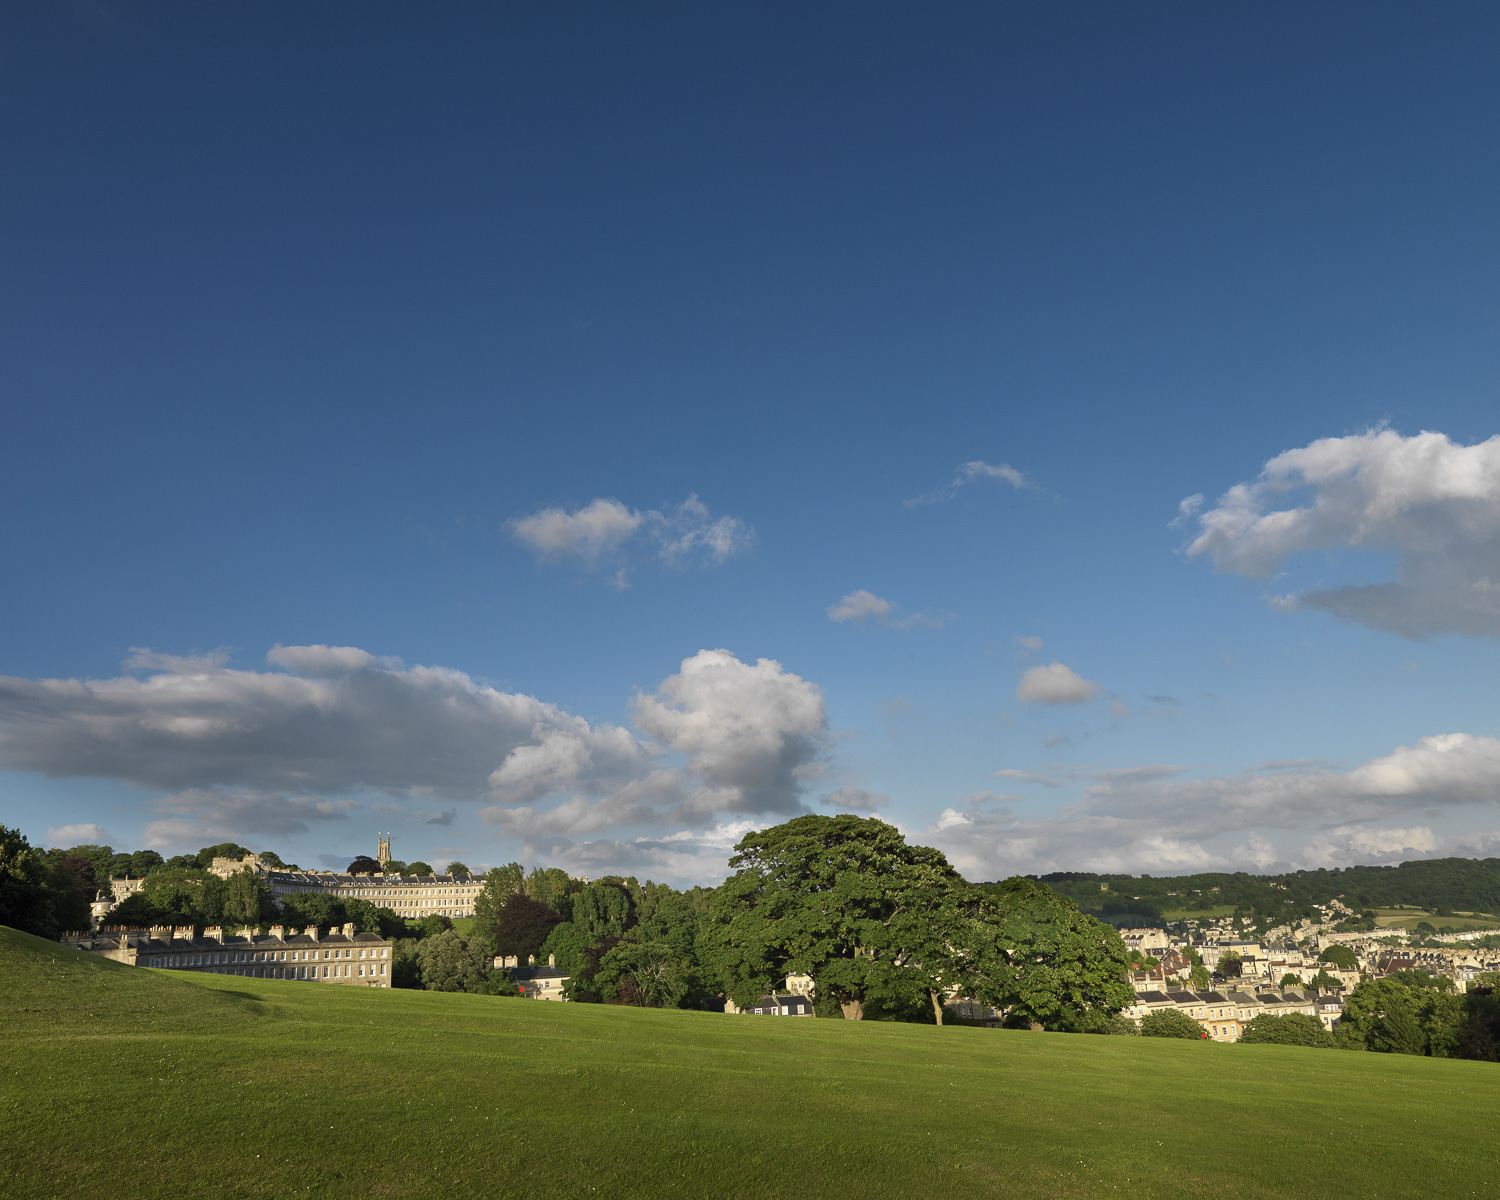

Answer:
[175,926,193,941]
[306,925,320,942]
[268,924,284,941]
[527,954,534,967]
[203,926,223,943]
[548,954,556,968]
[341,922,355,939]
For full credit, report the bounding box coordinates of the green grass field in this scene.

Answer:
[1368,906,1500,932]
[4,926,1498,1199]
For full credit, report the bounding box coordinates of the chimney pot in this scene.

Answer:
[548,954,555,967]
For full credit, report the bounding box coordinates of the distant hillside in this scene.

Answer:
[1025,857,1500,928]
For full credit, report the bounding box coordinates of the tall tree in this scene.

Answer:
[0,826,60,937]
[487,892,562,961]
[710,815,966,1019]
[346,855,382,875]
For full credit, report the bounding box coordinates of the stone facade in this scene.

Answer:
[64,922,394,987]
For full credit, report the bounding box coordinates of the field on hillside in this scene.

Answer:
[4,927,1498,1200]
[1373,906,1500,932]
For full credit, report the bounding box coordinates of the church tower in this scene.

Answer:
[377,833,391,866]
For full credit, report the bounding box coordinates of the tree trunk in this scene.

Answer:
[930,989,945,1025]
[840,998,864,1020]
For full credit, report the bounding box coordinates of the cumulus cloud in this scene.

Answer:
[1016,662,1102,705]
[906,460,1035,507]
[0,647,631,799]
[826,590,944,629]
[821,786,891,811]
[932,731,1500,877]
[633,649,829,816]
[508,493,753,576]
[1,644,833,867]
[45,822,114,847]
[1186,428,1500,638]
[140,788,354,851]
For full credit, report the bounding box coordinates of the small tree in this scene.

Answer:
[1140,1009,1204,1039]
[346,856,382,875]
[405,861,434,877]
[446,861,471,877]
[1280,973,1303,989]
[1319,944,1358,970]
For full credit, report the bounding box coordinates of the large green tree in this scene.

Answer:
[486,892,562,960]
[983,877,1133,1029]
[1318,944,1358,970]
[711,815,964,1019]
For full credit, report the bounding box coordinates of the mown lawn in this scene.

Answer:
[3,926,1497,1199]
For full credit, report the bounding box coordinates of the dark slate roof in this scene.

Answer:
[1165,990,1199,1002]
[1135,991,1173,1003]
[1197,991,1229,1003]
[509,967,569,981]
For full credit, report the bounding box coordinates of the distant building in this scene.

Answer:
[91,839,485,928]
[63,922,394,987]
[503,954,570,1000]
[732,994,814,1016]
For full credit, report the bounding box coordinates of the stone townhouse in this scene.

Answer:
[1124,987,1331,1041]
[65,922,394,986]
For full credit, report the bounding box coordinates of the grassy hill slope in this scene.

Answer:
[3,927,1497,1199]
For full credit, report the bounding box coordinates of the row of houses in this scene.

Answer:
[1123,987,1344,1041]
[63,923,394,986]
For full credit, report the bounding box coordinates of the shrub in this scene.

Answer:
[1239,1013,1334,1048]
[1140,1009,1204,1039]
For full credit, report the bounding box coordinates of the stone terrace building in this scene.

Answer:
[1124,987,1326,1042]
[205,852,482,919]
[64,922,394,987]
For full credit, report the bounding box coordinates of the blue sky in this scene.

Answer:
[5,3,1500,882]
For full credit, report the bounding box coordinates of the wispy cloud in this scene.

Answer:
[905,460,1035,507]
[509,493,753,581]
[826,590,945,629]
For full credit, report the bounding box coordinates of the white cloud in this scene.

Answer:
[508,493,753,575]
[826,590,944,629]
[1014,635,1043,653]
[821,786,890,811]
[934,731,1500,877]
[1016,662,1101,705]
[828,590,892,624]
[632,649,829,816]
[1,644,835,863]
[508,498,644,565]
[540,821,769,886]
[906,460,1035,507]
[45,822,114,847]
[139,788,355,851]
[266,644,382,676]
[1186,428,1500,638]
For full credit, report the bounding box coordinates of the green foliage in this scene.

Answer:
[711,815,966,1018]
[1319,944,1358,970]
[446,861,471,877]
[537,921,593,976]
[486,892,562,960]
[1305,969,1341,993]
[1189,964,1211,990]
[346,855,382,875]
[406,861,434,877]
[1239,1014,1335,1048]
[572,879,638,943]
[413,928,498,993]
[1139,1009,1204,1039]
[409,913,454,939]
[1279,973,1304,989]
[0,826,62,937]
[594,941,691,1008]
[381,859,409,875]
[526,866,582,916]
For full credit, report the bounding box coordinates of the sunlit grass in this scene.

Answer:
[3,926,1498,1199]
